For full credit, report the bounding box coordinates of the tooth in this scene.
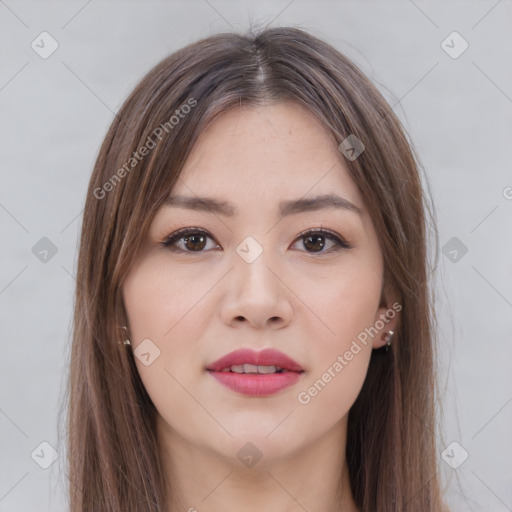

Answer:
[257,365,277,374]
[243,364,259,373]
[221,368,230,372]
[231,365,245,373]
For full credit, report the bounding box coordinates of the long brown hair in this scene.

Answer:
[60,25,448,511]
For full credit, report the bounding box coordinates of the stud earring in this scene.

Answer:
[382,330,394,352]
[118,325,131,345]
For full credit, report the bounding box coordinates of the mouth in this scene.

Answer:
[218,364,294,374]
[206,348,304,397]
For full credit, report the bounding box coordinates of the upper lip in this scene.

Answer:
[206,348,304,372]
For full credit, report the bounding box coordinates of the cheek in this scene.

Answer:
[295,349,370,435]
[296,253,383,349]
[293,314,376,426]
[123,256,212,343]
[122,257,214,388]
[293,255,382,410]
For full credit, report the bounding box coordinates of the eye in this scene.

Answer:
[161,228,219,253]
[161,227,352,254]
[291,228,353,253]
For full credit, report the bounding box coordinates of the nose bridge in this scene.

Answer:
[220,234,292,328]
[234,237,280,301]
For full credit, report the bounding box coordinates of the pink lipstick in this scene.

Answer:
[206,348,304,397]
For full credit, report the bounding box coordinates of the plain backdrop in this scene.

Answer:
[1,1,511,511]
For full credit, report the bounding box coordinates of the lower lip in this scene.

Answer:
[208,370,303,396]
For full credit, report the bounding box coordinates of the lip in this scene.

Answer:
[206,348,304,397]
[206,348,304,372]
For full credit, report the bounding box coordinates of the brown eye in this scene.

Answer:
[292,229,352,254]
[162,227,352,255]
[162,228,219,253]
[182,233,207,251]
[303,234,326,252]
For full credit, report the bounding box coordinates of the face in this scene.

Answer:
[122,101,396,467]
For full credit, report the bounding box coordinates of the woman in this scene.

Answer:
[64,26,448,511]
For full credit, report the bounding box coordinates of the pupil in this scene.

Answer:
[304,235,325,252]
[184,234,206,251]
[182,234,326,252]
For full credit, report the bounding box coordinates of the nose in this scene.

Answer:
[219,251,293,330]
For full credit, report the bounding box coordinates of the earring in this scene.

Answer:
[118,325,131,345]
[382,330,394,352]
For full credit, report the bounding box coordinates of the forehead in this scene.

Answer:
[171,101,363,208]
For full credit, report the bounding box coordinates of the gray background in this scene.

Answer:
[1,1,511,510]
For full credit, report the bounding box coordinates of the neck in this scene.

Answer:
[157,415,359,512]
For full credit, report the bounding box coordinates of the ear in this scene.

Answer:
[372,285,401,349]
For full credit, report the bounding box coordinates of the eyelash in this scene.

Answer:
[161,227,353,254]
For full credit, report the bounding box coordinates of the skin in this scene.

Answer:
[122,101,397,512]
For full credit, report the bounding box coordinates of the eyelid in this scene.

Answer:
[161,227,353,252]
[294,227,353,250]
[162,227,219,248]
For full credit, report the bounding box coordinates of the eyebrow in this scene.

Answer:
[163,193,363,217]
